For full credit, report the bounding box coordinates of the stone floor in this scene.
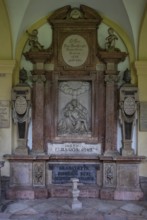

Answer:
[0,198,147,220]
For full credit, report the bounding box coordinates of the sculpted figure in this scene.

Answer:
[105,28,118,51]
[58,99,89,135]
[26,29,44,51]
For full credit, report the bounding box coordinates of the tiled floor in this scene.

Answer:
[0,198,147,220]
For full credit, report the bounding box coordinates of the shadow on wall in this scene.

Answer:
[140,176,147,200]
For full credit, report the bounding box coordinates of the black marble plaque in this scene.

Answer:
[49,163,100,184]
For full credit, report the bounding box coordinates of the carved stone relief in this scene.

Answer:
[103,163,116,187]
[58,81,91,136]
[33,162,45,186]
[10,162,32,187]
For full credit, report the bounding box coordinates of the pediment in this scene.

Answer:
[48,4,102,24]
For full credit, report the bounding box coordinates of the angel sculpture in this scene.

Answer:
[26,29,44,51]
[105,28,118,51]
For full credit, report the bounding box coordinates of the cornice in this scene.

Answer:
[0,60,16,74]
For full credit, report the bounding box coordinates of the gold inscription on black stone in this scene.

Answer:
[49,164,100,184]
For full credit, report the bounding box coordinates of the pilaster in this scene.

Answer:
[135,61,147,101]
[135,61,147,176]
[98,51,127,156]
[24,51,52,154]
[0,60,16,176]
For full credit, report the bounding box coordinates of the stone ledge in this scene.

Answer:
[114,190,144,200]
[48,184,100,198]
[6,187,48,200]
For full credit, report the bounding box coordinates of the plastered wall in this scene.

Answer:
[0,0,15,176]
[135,6,147,177]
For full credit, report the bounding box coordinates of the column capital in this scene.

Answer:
[32,74,46,83]
[105,74,119,84]
[24,50,52,64]
[98,51,127,65]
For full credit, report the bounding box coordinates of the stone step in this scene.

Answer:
[49,184,100,198]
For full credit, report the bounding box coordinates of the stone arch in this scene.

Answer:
[0,0,12,59]
[14,7,135,84]
[138,5,147,60]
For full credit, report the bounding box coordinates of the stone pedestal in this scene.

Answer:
[3,154,145,201]
[14,140,29,155]
[119,84,138,156]
[12,84,31,155]
[71,178,82,210]
[100,156,144,200]
[120,140,134,156]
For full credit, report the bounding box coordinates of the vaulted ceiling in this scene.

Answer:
[4,0,147,58]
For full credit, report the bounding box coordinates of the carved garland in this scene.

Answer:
[59,81,90,97]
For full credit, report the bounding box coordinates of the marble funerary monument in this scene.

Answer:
[4,5,144,200]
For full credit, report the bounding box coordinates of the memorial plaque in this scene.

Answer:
[0,100,10,128]
[49,163,100,184]
[48,142,101,156]
[140,102,147,131]
[62,34,89,67]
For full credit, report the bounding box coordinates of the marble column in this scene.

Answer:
[32,72,46,154]
[98,51,127,156]
[104,73,119,155]
[24,51,52,154]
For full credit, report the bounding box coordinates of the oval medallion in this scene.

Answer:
[124,97,136,115]
[15,96,27,115]
[62,34,89,67]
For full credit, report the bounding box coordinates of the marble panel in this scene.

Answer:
[116,164,139,190]
[10,162,32,187]
[33,162,45,187]
[47,142,101,156]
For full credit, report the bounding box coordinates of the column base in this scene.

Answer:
[15,146,29,155]
[103,150,120,156]
[121,148,134,156]
[30,150,46,155]
[71,200,82,210]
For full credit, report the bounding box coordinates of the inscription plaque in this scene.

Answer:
[62,34,89,67]
[140,102,147,131]
[0,100,10,128]
[48,142,101,155]
[49,163,100,184]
